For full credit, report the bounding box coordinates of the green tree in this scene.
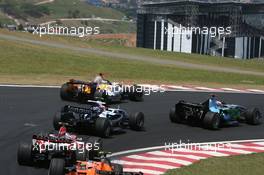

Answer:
[72,10,80,18]
[68,10,72,18]
[18,24,23,31]
[21,3,50,18]
[38,6,50,15]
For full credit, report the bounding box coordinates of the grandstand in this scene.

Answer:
[137,0,264,59]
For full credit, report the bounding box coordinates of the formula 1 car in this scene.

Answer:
[53,101,145,138]
[48,152,143,175]
[17,126,102,167]
[60,79,144,104]
[169,98,262,130]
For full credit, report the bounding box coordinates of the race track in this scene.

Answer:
[0,86,263,175]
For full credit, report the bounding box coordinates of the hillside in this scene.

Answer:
[0,10,14,25]
[0,0,135,33]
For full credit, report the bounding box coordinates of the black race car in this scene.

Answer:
[53,101,145,138]
[17,127,102,167]
[169,99,262,130]
[60,79,144,103]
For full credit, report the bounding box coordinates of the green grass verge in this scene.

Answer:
[0,37,264,87]
[1,30,262,73]
[165,153,264,175]
[84,41,264,73]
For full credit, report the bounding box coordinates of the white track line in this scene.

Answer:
[221,88,243,92]
[194,87,218,91]
[247,89,264,93]
[230,143,264,151]
[198,146,252,154]
[161,85,192,90]
[126,155,197,166]
[253,142,264,146]
[146,151,206,160]
[175,148,230,157]
[113,160,176,170]
[0,84,59,88]
[0,84,264,94]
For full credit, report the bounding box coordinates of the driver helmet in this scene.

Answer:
[93,103,106,112]
[210,94,217,100]
[58,125,67,137]
[100,103,107,110]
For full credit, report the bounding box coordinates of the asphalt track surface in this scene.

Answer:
[0,86,264,175]
[1,33,264,77]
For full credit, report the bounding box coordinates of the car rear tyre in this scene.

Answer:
[245,108,261,125]
[100,91,112,104]
[17,142,32,166]
[86,137,103,160]
[203,112,221,130]
[75,148,87,161]
[129,92,143,101]
[95,118,111,138]
[129,112,144,131]
[53,112,61,130]
[48,158,65,175]
[104,96,112,104]
[169,107,182,123]
[60,83,72,101]
[128,86,143,101]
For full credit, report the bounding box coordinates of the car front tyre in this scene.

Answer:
[95,117,111,138]
[53,112,62,130]
[245,108,262,125]
[169,106,182,123]
[48,158,65,175]
[129,112,144,131]
[203,112,221,130]
[17,142,33,166]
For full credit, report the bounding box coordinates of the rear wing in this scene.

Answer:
[32,134,73,144]
[87,100,106,106]
[177,101,204,108]
[67,79,92,85]
[62,105,93,114]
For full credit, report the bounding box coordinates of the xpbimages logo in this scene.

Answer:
[165,140,233,153]
[165,24,232,38]
[101,83,166,96]
[32,140,100,153]
[32,24,100,37]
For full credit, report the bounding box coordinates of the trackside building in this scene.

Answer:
[136,0,264,59]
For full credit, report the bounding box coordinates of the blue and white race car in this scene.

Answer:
[53,101,145,137]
